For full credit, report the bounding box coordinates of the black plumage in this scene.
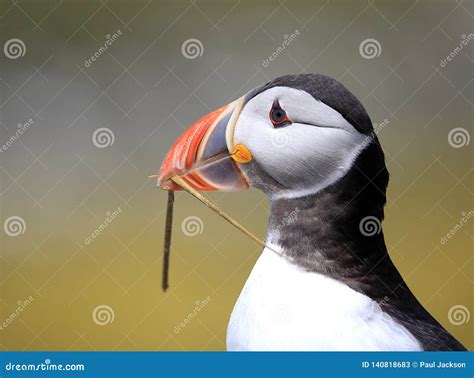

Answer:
[244,74,466,351]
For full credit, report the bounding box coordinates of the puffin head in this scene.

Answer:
[158,74,382,200]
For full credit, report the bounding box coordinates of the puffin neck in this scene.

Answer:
[265,141,400,296]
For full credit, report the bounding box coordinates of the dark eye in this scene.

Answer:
[269,100,291,128]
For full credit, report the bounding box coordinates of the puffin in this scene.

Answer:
[158,74,466,351]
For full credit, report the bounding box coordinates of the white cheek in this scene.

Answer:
[234,87,369,198]
[235,120,367,197]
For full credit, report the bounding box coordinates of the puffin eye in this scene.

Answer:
[269,100,291,128]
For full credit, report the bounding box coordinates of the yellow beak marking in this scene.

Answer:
[231,144,253,164]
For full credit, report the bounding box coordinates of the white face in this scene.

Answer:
[233,86,369,199]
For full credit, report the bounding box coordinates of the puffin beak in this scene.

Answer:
[157,97,252,191]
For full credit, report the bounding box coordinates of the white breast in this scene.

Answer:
[226,248,422,351]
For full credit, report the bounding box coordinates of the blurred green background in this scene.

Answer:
[0,0,472,350]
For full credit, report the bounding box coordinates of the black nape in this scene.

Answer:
[267,139,466,351]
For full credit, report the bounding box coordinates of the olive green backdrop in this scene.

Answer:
[1,0,472,350]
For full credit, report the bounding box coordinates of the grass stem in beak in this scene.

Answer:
[170,175,281,256]
[162,190,174,292]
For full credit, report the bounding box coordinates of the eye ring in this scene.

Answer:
[269,100,291,128]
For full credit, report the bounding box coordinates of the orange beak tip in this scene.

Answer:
[156,97,249,192]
